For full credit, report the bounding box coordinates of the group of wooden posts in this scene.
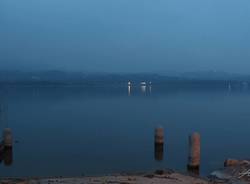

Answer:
[154,127,200,174]
[0,128,13,166]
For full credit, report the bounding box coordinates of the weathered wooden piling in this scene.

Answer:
[187,132,200,171]
[154,127,164,161]
[155,127,164,144]
[3,128,13,148]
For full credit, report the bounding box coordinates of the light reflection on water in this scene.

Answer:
[0,83,250,177]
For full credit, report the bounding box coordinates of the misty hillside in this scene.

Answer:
[0,71,250,84]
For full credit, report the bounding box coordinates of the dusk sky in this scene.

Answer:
[1,0,250,73]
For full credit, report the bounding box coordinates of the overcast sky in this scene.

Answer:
[0,0,250,73]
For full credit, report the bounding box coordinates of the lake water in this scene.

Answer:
[1,83,250,177]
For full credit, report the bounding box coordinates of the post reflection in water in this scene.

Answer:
[242,82,248,91]
[154,143,164,161]
[128,85,131,96]
[0,143,13,166]
[3,147,13,166]
[228,83,232,92]
[32,88,40,97]
[128,81,132,96]
[141,85,146,93]
[154,127,164,161]
[0,144,4,163]
[187,166,199,175]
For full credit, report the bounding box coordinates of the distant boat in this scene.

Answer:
[140,82,146,86]
[128,81,131,86]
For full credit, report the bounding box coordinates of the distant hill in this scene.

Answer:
[0,70,249,84]
[180,71,250,81]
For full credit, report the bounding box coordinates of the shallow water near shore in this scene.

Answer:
[1,83,250,177]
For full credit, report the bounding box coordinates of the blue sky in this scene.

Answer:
[1,0,250,73]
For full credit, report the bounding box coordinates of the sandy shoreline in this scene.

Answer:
[0,170,216,184]
[3,159,250,184]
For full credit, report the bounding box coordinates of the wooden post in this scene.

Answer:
[154,127,164,161]
[187,132,200,172]
[155,127,164,144]
[3,128,12,148]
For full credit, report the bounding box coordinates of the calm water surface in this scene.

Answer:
[1,84,250,177]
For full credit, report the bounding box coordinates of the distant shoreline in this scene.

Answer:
[0,79,242,85]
